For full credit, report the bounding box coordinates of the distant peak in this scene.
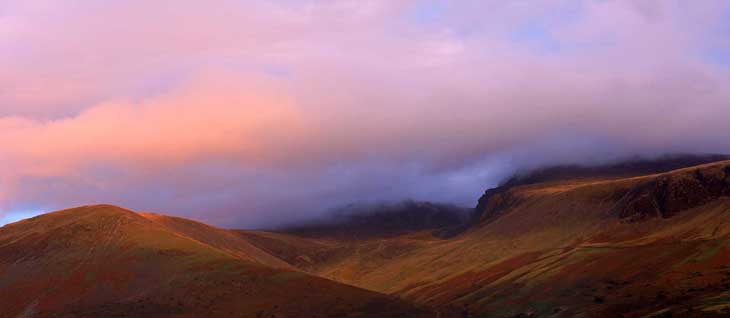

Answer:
[277,200,471,239]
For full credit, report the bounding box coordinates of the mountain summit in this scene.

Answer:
[0,205,441,318]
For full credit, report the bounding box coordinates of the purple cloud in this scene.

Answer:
[1,0,729,227]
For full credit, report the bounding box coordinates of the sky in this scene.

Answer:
[1,0,730,227]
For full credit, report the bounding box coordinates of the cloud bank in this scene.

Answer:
[1,0,730,226]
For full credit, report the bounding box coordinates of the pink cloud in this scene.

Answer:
[1,0,729,225]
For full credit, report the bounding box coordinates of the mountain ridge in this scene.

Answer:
[475,154,730,224]
[276,200,471,240]
[244,159,730,317]
[0,204,445,318]
[3,157,730,317]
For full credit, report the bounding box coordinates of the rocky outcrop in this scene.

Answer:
[473,155,730,225]
[616,163,730,221]
[473,185,520,225]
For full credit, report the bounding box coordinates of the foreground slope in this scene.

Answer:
[0,205,440,318]
[245,160,730,317]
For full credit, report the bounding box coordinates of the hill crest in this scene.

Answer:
[474,155,730,224]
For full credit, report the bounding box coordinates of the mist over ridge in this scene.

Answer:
[1,1,730,227]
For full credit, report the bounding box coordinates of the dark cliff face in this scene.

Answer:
[473,156,730,225]
[615,163,730,222]
[473,186,517,225]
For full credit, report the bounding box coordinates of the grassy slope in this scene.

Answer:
[0,205,442,318]
[241,161,730,317]
[3,161,729,317]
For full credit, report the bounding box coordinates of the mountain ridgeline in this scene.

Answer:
[474,154,730,224]
[278,201,471,239]
[2,155,730,317]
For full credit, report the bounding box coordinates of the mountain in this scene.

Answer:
[3,157,730,317]
[497,154,730,187]
[276,200,471,239]
[474,153,730,220]
[241,158,730,317]
[0,205,443,318]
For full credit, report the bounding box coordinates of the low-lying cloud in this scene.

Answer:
[1,0,729,227]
